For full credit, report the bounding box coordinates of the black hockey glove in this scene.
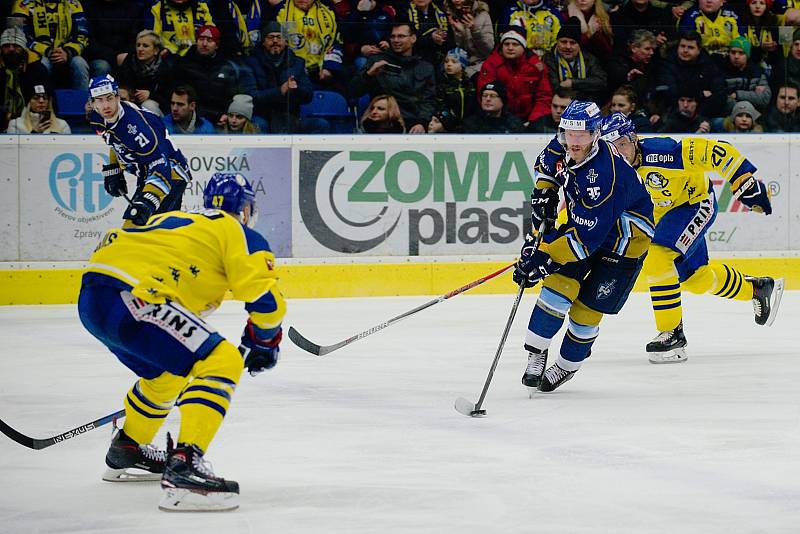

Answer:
[734,176,772,215]
[512,234,560,288]
[124,191,160,226]
[530,186,559,232]
[102,163,127,197]
[239,320,282,376]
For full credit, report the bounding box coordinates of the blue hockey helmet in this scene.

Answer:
[203,173,258,228]
[89,74,119,99]
[557,100,603,148]
[600,112,637,143]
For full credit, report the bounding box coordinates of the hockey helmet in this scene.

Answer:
[89,74,119,100]
[557,100,603,148]
[600,112,637,143]
[203,173,258,228]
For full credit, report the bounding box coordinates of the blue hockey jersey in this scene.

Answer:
[533,137,655,264]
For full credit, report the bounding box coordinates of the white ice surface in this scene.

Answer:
[1,291,799,533]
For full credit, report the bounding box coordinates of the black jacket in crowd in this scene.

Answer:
[84,0,142,67]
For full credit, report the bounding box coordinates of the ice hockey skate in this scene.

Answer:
[646,323,688,364]
[747,276,784,327]
[102,428,166,482]
[159,441,239,512]
[537,363,576,392]
[522,346,547,391]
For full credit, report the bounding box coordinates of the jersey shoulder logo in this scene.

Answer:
[645,171,669,189]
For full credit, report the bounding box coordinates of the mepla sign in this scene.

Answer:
[295,148,542,256]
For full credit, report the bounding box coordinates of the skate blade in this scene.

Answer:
[764,278,785,327]
[648,347,688,364]
[527,387,537,399]
[158,487,239,512]
[102,467,162,482]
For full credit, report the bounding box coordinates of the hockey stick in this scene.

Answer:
[455,224,546,417]
[288,263,516,356]
[0,409,125,450]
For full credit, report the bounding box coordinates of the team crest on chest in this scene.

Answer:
[586,168,598,183]
[127,124,137,135]
[645,171,669,189]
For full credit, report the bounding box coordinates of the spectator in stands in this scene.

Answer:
[349,22,436,133]
[500,0,562,58]
[655,31,727,119]
[12,0,90,90]
[720,100,763,133]
[606,84,655,132]
[359,94,406,132]
[206,0,252,56]
[770,28,800,94]
[340,0,394,71]
[116,30,173,116]
[276,0,343,87]
[543,17,606,104]
[117,83,133,102]
[83,0,141,77]
[244,21,329,133]
[6,81,70,133]
[0,27,49,131]
[219,94,261,133]
[679,0,740,56]
[444,0,494,78]
[145,0,215,57]
[436,47,476,121]
[763,83,800,132]
[163,85,216,133]
[610,0,672,53]
[739,0,782,68]
[606,29,658,106]
[561,0,613,61]
[658,89,711,133]
[478,26,551,126]
[173,25,255,125]
[427,107,459,132]
[527,85,574,132]
[461,80,525,132]
[406,0,454,66]
[717,36,771,114]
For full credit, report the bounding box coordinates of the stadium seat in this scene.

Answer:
[300,90,354,133]
[356,93,371,121]
[54,89,90,118]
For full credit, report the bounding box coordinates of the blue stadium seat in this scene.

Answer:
[300,90,354,133]
[356,94,371,121]
[54,89,90,118]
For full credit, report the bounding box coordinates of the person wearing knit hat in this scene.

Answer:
[224,94,260,134]
[196,25,222,57]
[723,99,763,132]
[481,80,507,104]
[6,80,71,134]
[729,36,751,58]
[428,108,459,132]
[500,26,527,49]
[556,16,582,44]
[446,48,469,70]
[0,27,27,50]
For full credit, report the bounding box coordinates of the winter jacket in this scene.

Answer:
[341,3,394,60]
[406,2,454,65]
[115,54,175,113]
[605,51,659,105]
[610,1,673,52]
[172,47,256,123]
[478,48,552,123]
[0,52,48,130]
[436,73,477,120]
[445,0,494,79]
[12,0,90,59]
[243,45,314,133]
[543,48,607,104]
[83,0,141,66]
[349,50,437,128]
[763,107,800,132]
[655,46,727,118]
[461,109,525,133]
[715,56,771,113]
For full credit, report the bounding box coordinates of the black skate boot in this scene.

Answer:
[522,345,547,389]
[103,428,166,482]
[538,363,576,392]
[159,437,239,512]
[746,276,785,327]
[646,323,688,364]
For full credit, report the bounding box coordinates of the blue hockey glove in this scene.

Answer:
[102,164,127,197]
[734,176,772,215]
[530,186,559,232]
[513,234,560,288]
[239,320,282,376]
[124,191,160,226]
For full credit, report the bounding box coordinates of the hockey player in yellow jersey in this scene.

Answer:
[600,113,784,364]
[78,172,285,511]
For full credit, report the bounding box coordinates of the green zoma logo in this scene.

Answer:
[298,150,536,254]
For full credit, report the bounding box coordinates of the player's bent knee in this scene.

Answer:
[570,300,603,326]
[682,265,715,294]
[192,341,244,384]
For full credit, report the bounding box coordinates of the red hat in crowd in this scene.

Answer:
[196,25,221,44]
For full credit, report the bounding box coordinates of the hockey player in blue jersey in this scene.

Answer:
[599,113,783,363]
[78,173,285,511]
[513,101,655,392]
[88,74,191,227]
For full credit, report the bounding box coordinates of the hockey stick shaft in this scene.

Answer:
[288,262,516,356]
[0,409,125,450]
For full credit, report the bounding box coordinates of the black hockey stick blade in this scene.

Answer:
[454,397,486,417]
[0,409,125,450]
[287,326,325,356]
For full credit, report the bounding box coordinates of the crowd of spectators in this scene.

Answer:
[2,0,800,134]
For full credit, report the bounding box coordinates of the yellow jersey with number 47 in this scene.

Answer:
[636,136,758,224]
